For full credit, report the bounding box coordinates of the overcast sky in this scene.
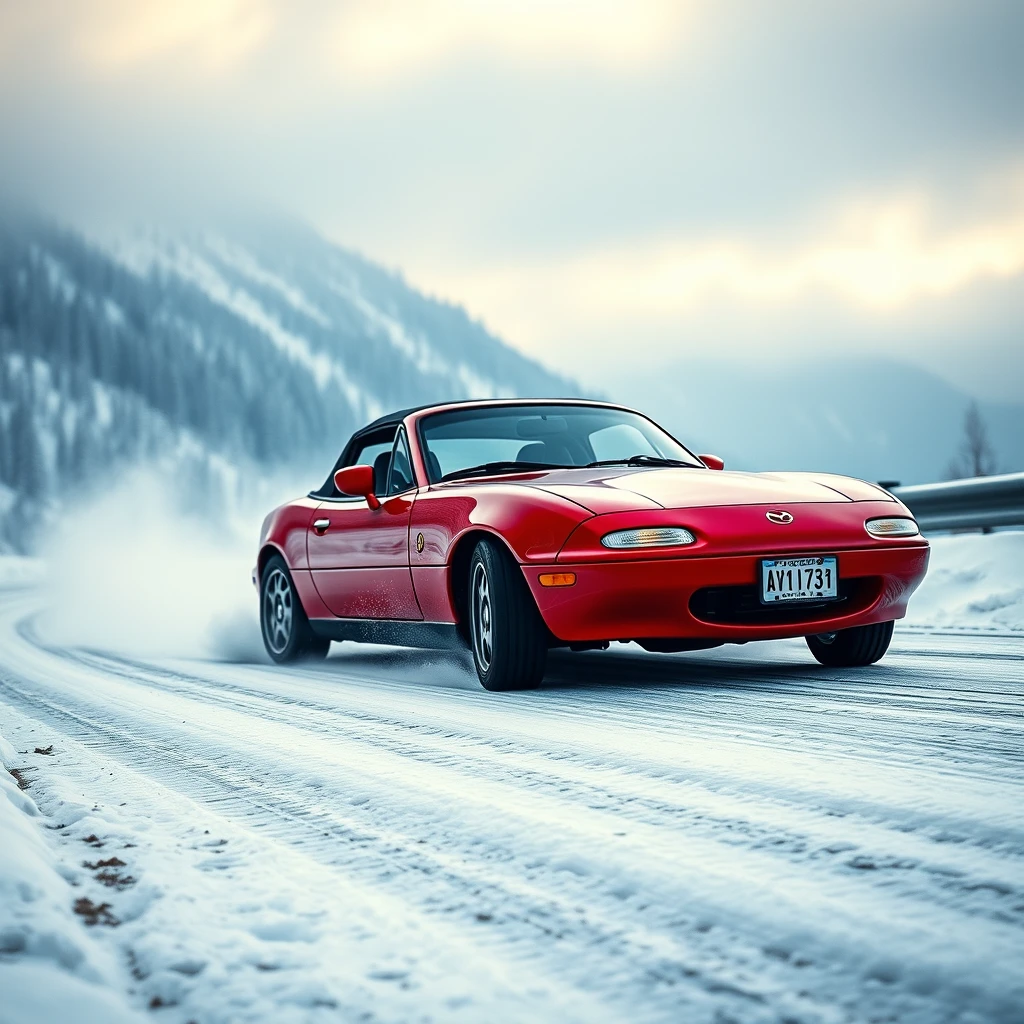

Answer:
[1,0,1022,400]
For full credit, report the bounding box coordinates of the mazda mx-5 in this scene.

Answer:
[255,400,929,690]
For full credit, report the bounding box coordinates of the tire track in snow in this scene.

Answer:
[10,607,1024,933]
[0,672,811,1021]
[34,630,1024,867]
[1,589,1023,1022]
[30,620,1024,861]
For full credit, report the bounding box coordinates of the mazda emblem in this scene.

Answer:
[766,510,794,524]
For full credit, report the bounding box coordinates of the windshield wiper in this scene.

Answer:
[440,455,695,482]
[585,455,696,469]
[439,460,567,483]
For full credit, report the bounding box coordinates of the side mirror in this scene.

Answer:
[699,454,725,471]
[334,465,380,509]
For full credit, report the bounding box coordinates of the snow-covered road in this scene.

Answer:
[1,569,1022,1023]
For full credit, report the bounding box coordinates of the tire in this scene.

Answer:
[260,555,331,664]
[806,620,894,667]
[468,539,547,691]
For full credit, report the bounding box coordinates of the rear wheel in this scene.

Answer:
[261,555,330,663]
[806,620,894,667]
[469,540,547,691]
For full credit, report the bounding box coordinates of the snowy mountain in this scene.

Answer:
[614,358,1024,487]
[0,214,579,550]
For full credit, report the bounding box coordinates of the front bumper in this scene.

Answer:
[523,543,929,644]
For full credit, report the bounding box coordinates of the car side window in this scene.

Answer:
[319,430,395,499]
[352,438,392,470]
[387,430,415,495]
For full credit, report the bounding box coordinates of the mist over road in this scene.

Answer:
[0,575,1021,1023]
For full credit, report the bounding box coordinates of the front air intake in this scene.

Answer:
[689,577,879,626]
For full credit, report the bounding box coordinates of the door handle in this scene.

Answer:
[313,518,330,534]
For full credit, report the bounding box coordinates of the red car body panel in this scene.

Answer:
[308,495,422,619]
[524,545,928,643]
[256,399,930,647]
[259,497,318,569]
[409,483,594,564]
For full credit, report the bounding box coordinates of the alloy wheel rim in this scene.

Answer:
[264,568,294,655]
[471,561,493,673]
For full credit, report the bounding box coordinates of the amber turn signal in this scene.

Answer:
[538,572,577,587]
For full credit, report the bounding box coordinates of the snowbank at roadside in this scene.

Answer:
[905,530,1024,632]
[0,736,143,1024]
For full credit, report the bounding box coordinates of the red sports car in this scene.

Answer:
[255,400,929,690]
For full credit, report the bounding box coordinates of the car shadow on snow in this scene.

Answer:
[313,638,851,695]
[538,642,846,693]
[324,643,482,691]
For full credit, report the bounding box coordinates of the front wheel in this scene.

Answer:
[261,555,330,663]
[806,620,894,667]
[469,540,547,691]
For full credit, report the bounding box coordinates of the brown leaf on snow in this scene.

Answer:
[73,897,119,927]
[84,857,126,869]
[9,769,29,790]
[34,745,54,755]
[96,870,136,890]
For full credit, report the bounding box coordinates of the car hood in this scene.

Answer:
[528,468,894,514]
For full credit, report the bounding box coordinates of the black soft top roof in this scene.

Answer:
[352,397,606,439]
[311,403,435,498]
[351,405,428,438]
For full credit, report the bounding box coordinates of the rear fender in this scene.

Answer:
[260,499,319,569]
[256,499,327,619]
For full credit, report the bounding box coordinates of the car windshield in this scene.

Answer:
[419,404,703,482]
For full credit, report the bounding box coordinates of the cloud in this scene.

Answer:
[2,1,694,85]
[78,0,275,74]
[410,171,1024,347]
[1,0,1020,401]
[329,1,696,84]
[0,0,275,76]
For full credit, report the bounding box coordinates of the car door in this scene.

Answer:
[308,429,422,620]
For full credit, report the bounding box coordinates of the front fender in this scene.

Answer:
[408,482,593,627]
[411,482,593,566]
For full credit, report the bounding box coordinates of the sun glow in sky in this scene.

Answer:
[1,0,1022,399]
[329,1,695,82]
[420,176,1024,344]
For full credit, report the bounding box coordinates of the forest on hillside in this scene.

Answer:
[0,217,576,550]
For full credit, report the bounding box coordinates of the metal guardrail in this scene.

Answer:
[891,472,1024,532]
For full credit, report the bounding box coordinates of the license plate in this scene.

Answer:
[761,556,838,604]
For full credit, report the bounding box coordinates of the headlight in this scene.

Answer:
[601,527,696,549]
[865,517,919,538]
